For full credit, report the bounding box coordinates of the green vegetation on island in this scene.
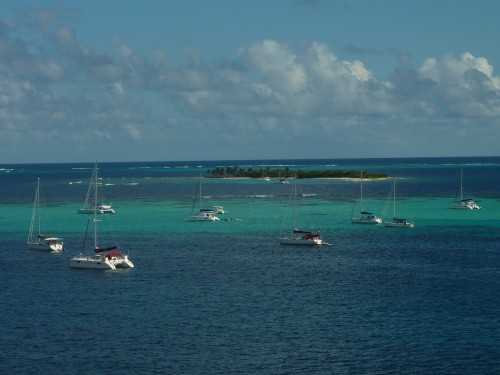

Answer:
[207,167,387,179]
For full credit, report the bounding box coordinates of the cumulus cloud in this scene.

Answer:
[122,123,142,140]
[415,53,500,117]
[240,40,307,94]
[0,7,499,162]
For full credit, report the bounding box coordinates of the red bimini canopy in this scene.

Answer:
[95,245,119,254]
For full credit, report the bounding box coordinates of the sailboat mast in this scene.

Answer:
[292,176,297,230]
[393,181,396,218]
[93,162,98,250]
[460,168,463,201]
[199,174,202,211]
[360,171,364,212]
[29,178,39,242]
[36,178,41,236]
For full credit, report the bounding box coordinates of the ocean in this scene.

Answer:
[1,157,499,374]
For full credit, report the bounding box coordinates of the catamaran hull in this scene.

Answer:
[110,256,134,268]
[70,256,116,270]
[451,203,480,210]
[187,213,220,221]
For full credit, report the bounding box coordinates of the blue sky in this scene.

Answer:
[1,0,499,163]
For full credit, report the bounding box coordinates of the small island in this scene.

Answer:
[207,167,387,179]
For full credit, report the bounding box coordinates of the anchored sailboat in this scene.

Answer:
[187,175,220,221]
[383,181,414,228]
[27,178,64,252]
[78,161,115,214]
[279,176,323,246]
[70,162,133,270]
[351,171,382,224]
[70,216,133,269]
[451,168,480,210]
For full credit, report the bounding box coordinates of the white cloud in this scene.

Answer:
[419,52,496,85]
[240,40,307,94]
[1,8,500,162]
[416,52,500,117]
[36,61,64,80]
[122,123,141,140]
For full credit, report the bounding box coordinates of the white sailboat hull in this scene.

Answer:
[27,238,64,252]
[280,237,322,246]
[70,253,134,270]
[351,216,382,224]
[109,254,134,268]
[451,201,480,210]
[383,220,414,228]
[187,212,220,221]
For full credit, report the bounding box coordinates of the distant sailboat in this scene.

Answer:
[451,168,480,210]
[351,171,382,224]
[383,181,414,228]
[70,163,133,270]
[279,176,323,246]
[78,161,115,214]
[70,214,134,270]
[187,175,220,221]
[27,178,64,252]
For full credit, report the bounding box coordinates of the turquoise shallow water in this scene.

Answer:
[1,158,499,374]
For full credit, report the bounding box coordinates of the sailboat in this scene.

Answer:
[279,176,323,246]
[351,171,382,224]
[186,175,220,221]
[70,216,134,269]
[78,161,115,214]
[383,181,414,228]
[27,178,64,252]
[70,162,133,270]
[451,168,480,210]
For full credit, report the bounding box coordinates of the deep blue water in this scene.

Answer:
[1,157,499,374]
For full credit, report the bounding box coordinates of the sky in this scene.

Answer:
[1,0,499,163]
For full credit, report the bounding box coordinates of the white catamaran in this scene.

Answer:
[27,178,64,252]
[69,216,134,270]
[78,161,115,214]
[71,161,133,270]
[451,168,481,210]
[187,175,220,221]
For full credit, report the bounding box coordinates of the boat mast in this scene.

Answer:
[292,176,297,232]
[93,161,98,250]
[199,174,202,211]
[36,178,41,237]
[360,171,364,212]
[29,178,39,242]
[459,168,463,201]
[393,181,396,218]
